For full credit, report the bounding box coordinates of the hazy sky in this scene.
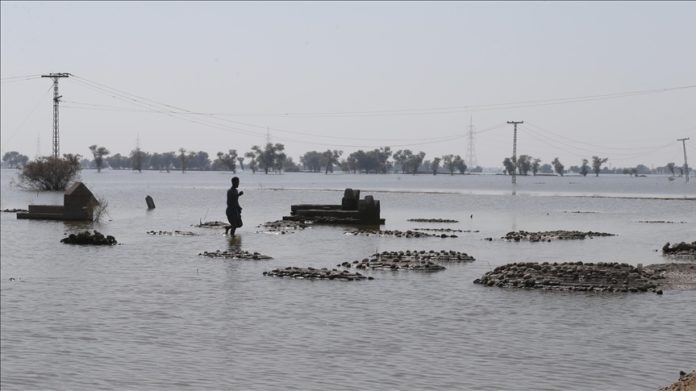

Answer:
[2,1,695,168]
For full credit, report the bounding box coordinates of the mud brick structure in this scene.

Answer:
[284,188,384,225]
[17,182,99,221]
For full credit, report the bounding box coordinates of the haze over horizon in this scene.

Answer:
[2,1,695,169]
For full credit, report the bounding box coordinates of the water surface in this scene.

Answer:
[1,170,695,390]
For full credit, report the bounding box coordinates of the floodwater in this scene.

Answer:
[1,169,695,391]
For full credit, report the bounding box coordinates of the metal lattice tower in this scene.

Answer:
[41,73,70,158]
[466,117,477,168]
[507,121,524,185]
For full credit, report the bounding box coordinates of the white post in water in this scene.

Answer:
[677,137,690,182]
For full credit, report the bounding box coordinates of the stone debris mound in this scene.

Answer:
[646,263,696,291]
[346,229,457,238]
[257,220,310,234]
[263,267,373,281]
[147,230,197,236]
[2,208,28,213]
[502,230,615,242]
[199,250,272,260]
[194,221,228,228]
[639,220,686,224]
[474,261,664,293]
[346,250,470,271]
[662,241,696,256]
[414,228,479,233]
[659,370,696,391]
[407,218,459,223]
[61,230,117,245]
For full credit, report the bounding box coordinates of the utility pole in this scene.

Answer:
[507,121,523,184]
[467,116,477,168]
[266,127,271,145]
[41,73,70,158]
[677,137,690,182]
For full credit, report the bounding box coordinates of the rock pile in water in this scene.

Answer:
[257,220,310,234]
[345,251,454,272]
[662,241,696,256]
[199,250,272,260]
[263,267,373,280]
[502,230,615,242]
[659,370,696,391]
[646,263,696,291]
[147,230,197,236]
[474,261,663,293]
[194,221,228,228]
[2,208,28,213]
[346,229,457,238]
[407,218,459,223]
[61,230,117,245]
[639,220,686,224]
[414,228,479,233]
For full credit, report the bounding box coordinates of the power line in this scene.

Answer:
[0,74,43,83]
[159,83,696,118]
[67,75,510,148]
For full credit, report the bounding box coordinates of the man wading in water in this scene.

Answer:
[225,176,243,236]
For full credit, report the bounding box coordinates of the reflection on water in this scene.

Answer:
[1,170,695,390]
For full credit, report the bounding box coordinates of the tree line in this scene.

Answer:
[2,147,688,178]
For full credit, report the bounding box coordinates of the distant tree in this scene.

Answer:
[347,147,392,174]
[431,157,441,175]
[406,151,425,174]
[531,158,541,176]
[178,148,188,173]
[105,153,129,170]
[89,145,110,173]
[130,147,146,172]
[592,156,608,176]
[552,157,564,176]
[453,155,467,174]
[635,164,650,175]
[443,154,456,175]
[2,151,29,168]
[215,149,238,172]
[301,151,323,172]
[322,149,342,174]
[393,150,424,174]
[624,167,638,176]
[666,162,676,176]
[540,163,554,174]
[251,143,285,174]
[502,157,516,175]
[237,156,245,171]
[517,155,532,175]
[19,154,82,191]
[149,153,164,171]
[344,154,358,173]
[245,151,257,173]
[189,151,211,170]
[392,150,408,173]
[161,152,176,172]
[283,156,300,172]
[580,159,590,176]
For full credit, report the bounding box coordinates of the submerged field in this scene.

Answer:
[1,169,695,390]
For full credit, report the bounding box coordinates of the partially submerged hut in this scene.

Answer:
[17,182,99,221]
